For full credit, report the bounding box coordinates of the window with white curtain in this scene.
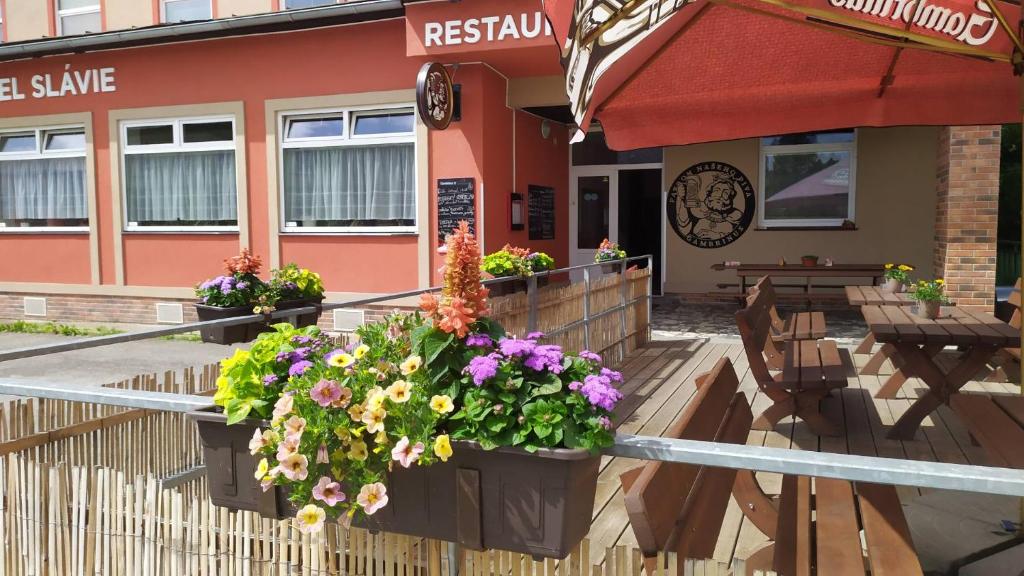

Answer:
[280,106,416,233]
[57,0,102,36]
[162,0,212,23]
[122,117,238,230]
[0,127,89,230]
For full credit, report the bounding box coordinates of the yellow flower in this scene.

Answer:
[400,355,422,376]
[254,458,269,480]
[386,380,413,404]
[349,440,368,461]
[936,279,944,285]
[885,263,893,269]
[354,344,370,359]
[334,425,351,443]
[330,449,346,465]
[430,395,454,414]
[328,352,355,368]
[295,504,326,534]
[375,430,389,445]
[347,403,366,422]
[366,387,387,411]
[362,408,387,434]
[898,264,913,271]
[434,435,453,462]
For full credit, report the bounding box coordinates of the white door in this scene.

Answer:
[569,167,618,277]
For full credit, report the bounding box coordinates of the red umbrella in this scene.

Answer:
[542,0,1021,149]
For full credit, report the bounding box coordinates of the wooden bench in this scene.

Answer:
[984,279,1020,382]
[736,285,851,436]
[620,357,923,576]
[751,277,827,370]
[949,394,1024,469]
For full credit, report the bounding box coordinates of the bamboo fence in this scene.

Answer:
[0,455,772,576]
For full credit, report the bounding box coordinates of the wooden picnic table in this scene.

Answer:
[950,394,1024,469]
[860,304,1020,440]
[712,263,887,301]
[845,286,915,355]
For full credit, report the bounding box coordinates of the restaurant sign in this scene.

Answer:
[828,0,1001,46]
[667,162,755,249]
[406,0,554,56]
[0,65,116,103]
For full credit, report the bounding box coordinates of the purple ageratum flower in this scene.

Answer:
[465,333,494,348]
[579,374,623,411]
[220,286,232,295]
[598,416,613,430]
[284,281,298,291]
[578,350,602,363]
[275,351,292,363]
[464,354,500,386]
[236,281,249,290]
[289,360,313,377]
[568,381,582,392]
[498,337,536,358]
[523,344,564,374]
[526,331,545,340]
[262,374,279,387]
[291,335,312,345]
[600,367,623,383]
[291,347,311,362]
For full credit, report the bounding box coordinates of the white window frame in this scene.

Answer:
[758,129,857,229]
[0,124,89,233]
[279,103,417,235]
[1,5,5,44]
[160,0,212,23]
[55,0,102,36]
[121,115,239,233]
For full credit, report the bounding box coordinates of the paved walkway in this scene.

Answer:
[651,298,869,341]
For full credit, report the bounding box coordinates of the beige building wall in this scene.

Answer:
[105,0,153,30]
[662,126,940,294]
[217,0,273,17]
[4,0,50,41]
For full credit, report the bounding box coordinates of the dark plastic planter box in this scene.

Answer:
[194,303,267,345]
[275,296,325,329]
[488,278,528,298]
[192,408,600,559]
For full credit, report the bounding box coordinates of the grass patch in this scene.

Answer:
[0,320,123,337]
[160,332,204,343]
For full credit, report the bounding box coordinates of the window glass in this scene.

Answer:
[0,134,37,153]
[352,112,414,136]
[287,117,344,139]
[283,0,336,8]
[281,107,416,230]
[0,127,88,229]
[182,121,233,143]
[760,130,855,226]
[572,130,661,166]
[123,118,238,228]
[577,175,609,249]
[164,0,211,22]
[59,0,98,9]
[127,125,174,146]
[45,131,86,151]
[60,11,101,35]
[761,130,854,147]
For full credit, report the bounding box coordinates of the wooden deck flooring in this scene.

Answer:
[589,338,1021,567]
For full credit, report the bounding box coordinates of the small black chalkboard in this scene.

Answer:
[437,178,475,243]
[528,185,556,240]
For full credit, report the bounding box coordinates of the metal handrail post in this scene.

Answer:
[646,255,653,343]
[582,267,592,352]
[618,259,629,363]
[526,274,539,334]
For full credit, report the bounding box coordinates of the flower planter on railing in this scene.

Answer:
[194,304,267,345]
[193,405,599,559]
[276,297,325,328]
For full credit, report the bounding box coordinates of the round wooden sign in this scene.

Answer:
[416,62,454,130]
[667,161,755,249]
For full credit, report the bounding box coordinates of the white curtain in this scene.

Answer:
[0,157,87,221]
[283,143,415,225]
[125,151,237,224]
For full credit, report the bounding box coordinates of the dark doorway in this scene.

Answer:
[618,169,662,294]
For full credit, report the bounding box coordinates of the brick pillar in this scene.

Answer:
[933,126,1000,312]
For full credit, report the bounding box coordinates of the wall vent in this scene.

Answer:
[333,308,365,332]
[23,297,46,317]
[155,303,184,324]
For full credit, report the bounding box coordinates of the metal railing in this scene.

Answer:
[1,255,1023,499]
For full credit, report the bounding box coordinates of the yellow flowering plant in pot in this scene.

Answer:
[883,263,914,293]
[248,311,454,533]
[909,278,949,319]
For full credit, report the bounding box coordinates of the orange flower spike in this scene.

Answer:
[224,248,263,275]
[419,292,439,316]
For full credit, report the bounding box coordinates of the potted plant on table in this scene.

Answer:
[909,278,948,319]
[595,239,627,273]
[883,263,914,293]
[801,255,819,267]
[195,221,622,559]
[481,244,532,297]
[271,264,326,328]
[194,249,268,345]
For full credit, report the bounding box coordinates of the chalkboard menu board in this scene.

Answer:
[437,178,475,243]
[528,185,556,240]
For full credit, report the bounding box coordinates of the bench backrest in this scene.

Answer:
[735,283,776,387]
[1009,278,1021,330]
[621,357,753,571]
[751,276,786,331]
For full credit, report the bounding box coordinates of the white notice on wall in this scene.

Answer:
[0,65,117,103]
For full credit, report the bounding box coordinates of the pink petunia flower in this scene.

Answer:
[272,394,294,420]
[276,436,300,461]
[311,476,346,507]
[279,453,309,481]
[356,482,389,515]
[284,415,306,437]
[310,379,342,408]
[390,436,425,468]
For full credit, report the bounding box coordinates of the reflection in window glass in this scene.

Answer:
[0,134,37,153]
[182,121,233,143]
[59,11,102,36]
[127,125,174,146]
[572,130,662,166]
[283,0,336,8]
[45,132,86,151]
[353,112,414,136]
[761,130,854,147]
[763,151,851,221]
[163,0,211,23]
[577,176,609,249]
[287,117,344,139]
